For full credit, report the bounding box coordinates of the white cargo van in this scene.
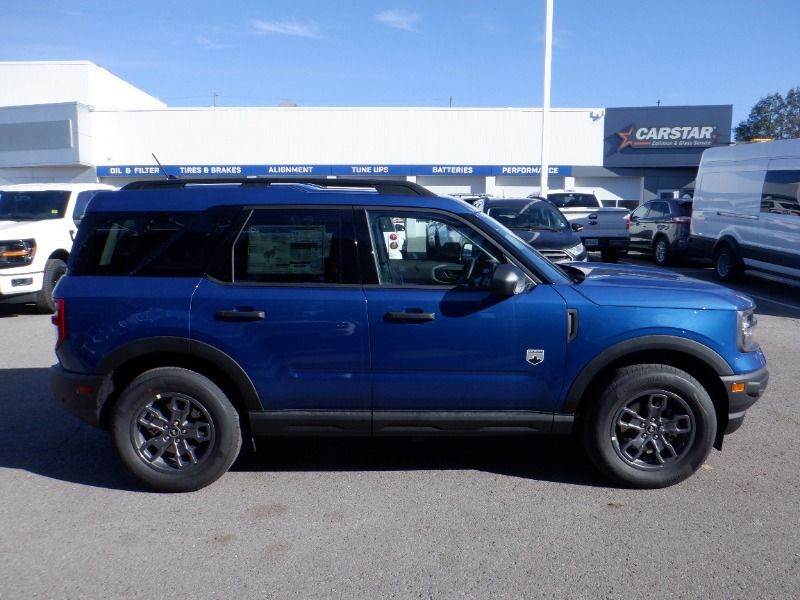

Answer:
[689,139,800,284]
[0,183,116,312]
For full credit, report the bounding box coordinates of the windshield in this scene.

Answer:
[547,193,598,208]
[0,190,70,221]
[487,201,569,231]
[470,212,572,284]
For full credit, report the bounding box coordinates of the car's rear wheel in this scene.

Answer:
[714,244,742,282]
[653,237,671,266]
[581,364,716,488]
[111,367,241,492]
[35,258,67,314]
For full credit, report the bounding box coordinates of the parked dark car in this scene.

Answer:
[627,199,692,266]
[482,197,587,263]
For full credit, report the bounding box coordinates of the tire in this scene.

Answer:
[581,364,716,488]
[35,258,67,314]
[713,244,742,283]
[111,367,242,492]
[600,250,619,263]
[653,237,671,266]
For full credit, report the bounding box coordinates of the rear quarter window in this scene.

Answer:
[70,210,235,277]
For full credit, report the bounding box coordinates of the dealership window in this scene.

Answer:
[367,211,502,288]
[233,208,358,284]
[761,171,800,217]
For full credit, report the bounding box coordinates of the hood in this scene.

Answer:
[0,218,68,239]
[510,227,580,249]
[562,262,754,311]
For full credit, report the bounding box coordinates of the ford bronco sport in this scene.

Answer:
[49,179,768,492]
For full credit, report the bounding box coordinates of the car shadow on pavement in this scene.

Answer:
[0,304,39,318]
[233,435,606,488]
[0,367,142,492]
[2,366,607,491]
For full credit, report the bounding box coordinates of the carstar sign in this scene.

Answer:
[617,125,718,151]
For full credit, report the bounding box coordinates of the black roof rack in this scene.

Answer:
[121,177,437,197]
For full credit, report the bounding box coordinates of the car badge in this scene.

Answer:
[526,349,545,366]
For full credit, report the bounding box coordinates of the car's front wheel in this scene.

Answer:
[35,258,67,314]
[111,367,241,492]
[581,364,716,488]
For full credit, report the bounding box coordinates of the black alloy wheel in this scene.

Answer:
[111,367,241,492]
[611,390,695,469]
[132,392,216,473]
[581,364,716,488]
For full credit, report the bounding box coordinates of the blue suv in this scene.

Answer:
[49,179,768,492]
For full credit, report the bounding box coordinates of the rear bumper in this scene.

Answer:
[49,364,109,428]
[582,236,630,252]
[721,366,769,434]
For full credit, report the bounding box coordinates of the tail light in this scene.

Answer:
[389,242,398,250]
[51,298,66,346]
[389,233,398,241]
[624,214,631,231]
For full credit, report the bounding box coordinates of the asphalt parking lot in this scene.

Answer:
[1,261,798,599]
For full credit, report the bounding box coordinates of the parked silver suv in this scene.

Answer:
[627,198,692,266]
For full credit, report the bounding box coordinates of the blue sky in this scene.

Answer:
[3,0,800,128]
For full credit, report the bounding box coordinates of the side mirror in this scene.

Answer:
[571,222,584,232]
[491,264,529,297]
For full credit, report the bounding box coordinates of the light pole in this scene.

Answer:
[540,0,554,198]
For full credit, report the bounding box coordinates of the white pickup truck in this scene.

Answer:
[545,192,630,262]
[0,183,116,313]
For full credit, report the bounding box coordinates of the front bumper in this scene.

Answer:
[0,269,43,299]
[720,366,769,434]
[49,364,109,428]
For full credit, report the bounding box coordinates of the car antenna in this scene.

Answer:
[151,153,177,180]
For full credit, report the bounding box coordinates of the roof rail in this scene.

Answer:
[120,177,437,197]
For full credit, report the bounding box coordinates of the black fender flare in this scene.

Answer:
[95,336,261,411]
[562,335,732,414]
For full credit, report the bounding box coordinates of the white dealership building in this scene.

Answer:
[0,61,732,206]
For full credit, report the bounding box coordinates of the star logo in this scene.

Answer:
[616,126,636,151]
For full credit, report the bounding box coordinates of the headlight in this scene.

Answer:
[737,308,758,352]
[565,242,586,259]
[0,239,36,268]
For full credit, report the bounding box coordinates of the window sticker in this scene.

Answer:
[247,225,327,275]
